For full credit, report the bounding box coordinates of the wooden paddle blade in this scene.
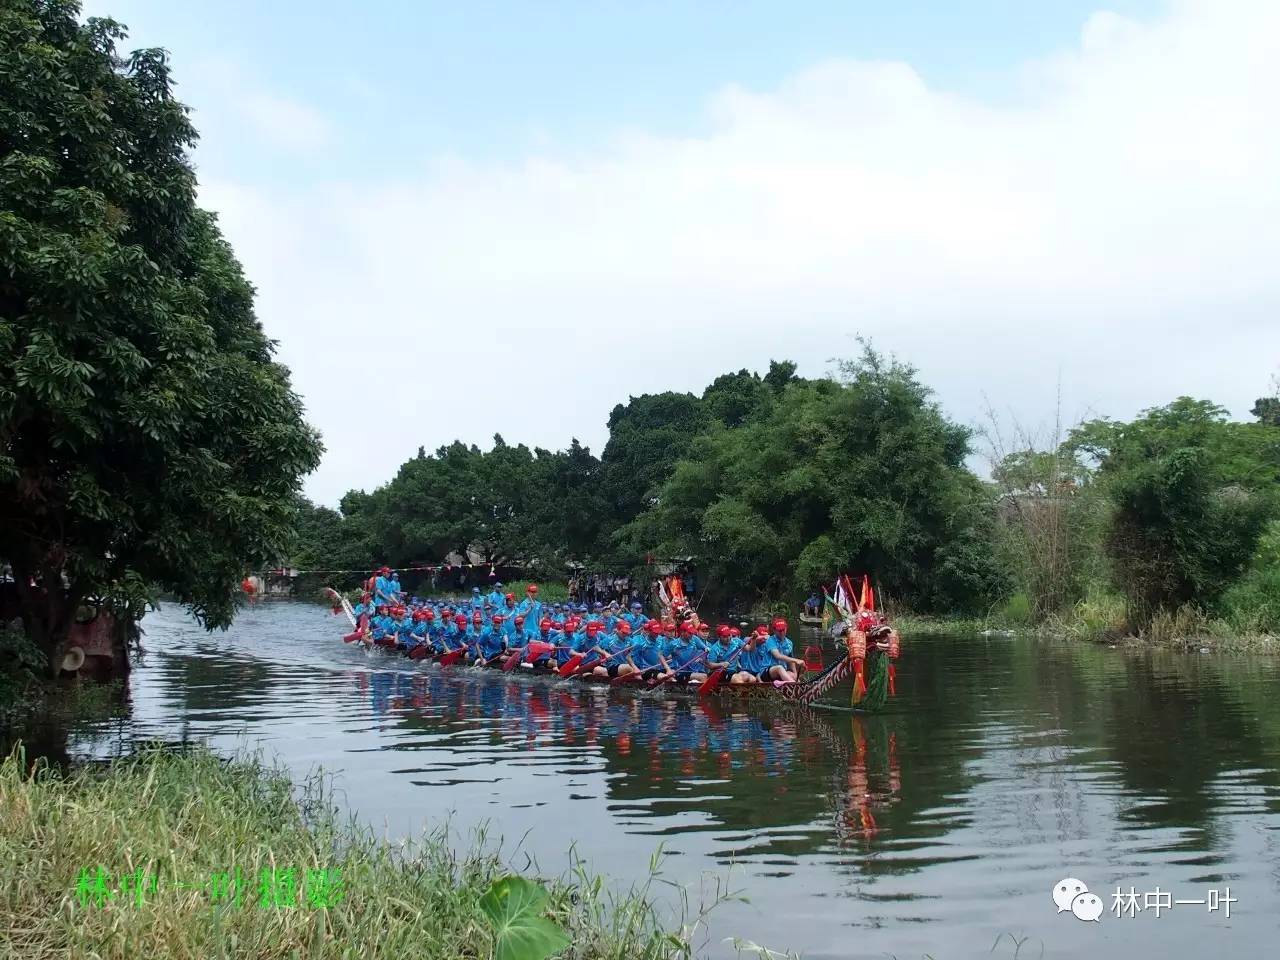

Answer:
[698,667,726,696]
[557,654,586,677]
[569,655,602,677]
[439,649,465,666]
[525,641,554,661]
[501,648,525,672]
[610,670,643,686]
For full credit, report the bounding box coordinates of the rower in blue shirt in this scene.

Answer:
[515,585,542,639]
[476,618,505,663]
[664,623,709,684]
[591,621,632,678]
[619,621,670,681]
[395,613,414,649]
[764,619,804,681]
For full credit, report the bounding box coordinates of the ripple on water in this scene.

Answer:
[43,602,1280,960]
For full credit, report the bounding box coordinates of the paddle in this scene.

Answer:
[501,644,529,672]
[502,639,557,672]
[653,650,709,688]
[567,643,634,678]
[556,652,587,677]
[610,669,647,686]
[439,648,466,666]
[698,648,744,696]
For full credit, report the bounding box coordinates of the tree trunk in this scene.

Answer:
[11,558,83,676]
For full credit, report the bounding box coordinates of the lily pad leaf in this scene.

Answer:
[478,875,571,960]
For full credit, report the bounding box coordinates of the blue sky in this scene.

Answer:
[97,1,1160,165]
[80,1,1280,505]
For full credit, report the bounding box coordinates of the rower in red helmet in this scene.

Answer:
[760,618,804,682]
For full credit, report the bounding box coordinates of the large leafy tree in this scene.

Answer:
[1067,398,1280,625]
[617,348,1007,611]
[599,391,711,528]
[0,1,322,669]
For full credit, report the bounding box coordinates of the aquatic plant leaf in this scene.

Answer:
[478,876,570,960]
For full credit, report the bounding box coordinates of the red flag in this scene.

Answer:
[860,575,875,612]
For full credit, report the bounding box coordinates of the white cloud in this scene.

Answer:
[195,0,1280,504]
[237,92,332,152]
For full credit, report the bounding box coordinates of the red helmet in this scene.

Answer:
[698,622,711,634]
[539,619,552,631]
[527,584,539,595]
[645,620,661,633]
[716,624,731,638]
[453,614,466,625]
[424,609,435,620]
[380,566,391,575]
[493,615,505,624]
[471,612,482,622]
[504,593,515,601]
[586,621,603,633]
[756,624,769,636]
[729,627,741,637]
[679,621,695,635]
[773,619,788,633]
[617,622,632,636]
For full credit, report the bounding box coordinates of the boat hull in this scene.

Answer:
[345,637,855,705]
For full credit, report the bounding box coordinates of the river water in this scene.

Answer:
[29,602,1280,958]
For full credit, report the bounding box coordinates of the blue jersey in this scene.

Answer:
[556,633,582,666]
[736,642,765,673]
[477,626,503,658]
[666,638,703,670]
[600,633,627,665]
[632,635,664,669]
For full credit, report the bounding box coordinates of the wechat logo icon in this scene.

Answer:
[1053,878,1103,922]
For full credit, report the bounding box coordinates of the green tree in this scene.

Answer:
[1067,398,1280,625]
[702,369,772,428]
[0,1,322,670]
[599,391,711,527]
[1253,376,1279,427]
[617,348,1006,611]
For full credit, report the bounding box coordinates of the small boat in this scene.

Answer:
[799,612,824,626]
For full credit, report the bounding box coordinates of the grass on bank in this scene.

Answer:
[0,744,759,960]
[891,588,1280,652]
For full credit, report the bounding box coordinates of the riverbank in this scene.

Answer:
[0,744,749,960]
[893,606,1280,653]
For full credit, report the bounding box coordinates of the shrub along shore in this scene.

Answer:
[0,744,747,960]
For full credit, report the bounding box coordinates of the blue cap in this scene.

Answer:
[631,602,641,609]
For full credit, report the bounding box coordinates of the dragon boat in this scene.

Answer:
[323,585,900,710]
